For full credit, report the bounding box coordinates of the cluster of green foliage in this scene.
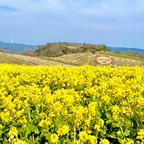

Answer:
[80,44,108,53]
[34,42,108,57]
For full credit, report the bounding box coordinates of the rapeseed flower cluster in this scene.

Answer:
[0,64,144,143]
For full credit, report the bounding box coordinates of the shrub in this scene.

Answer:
[34,42,109,57]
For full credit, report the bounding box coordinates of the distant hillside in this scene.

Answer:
[0,51,143,67]
[108,46,144,53]
[0,52,69,66]
[0,41,38,53]
[32,42,108,57]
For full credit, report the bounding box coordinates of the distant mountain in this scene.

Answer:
[0,41,38,53]
[108,46,144,53]
[1,41,144,54]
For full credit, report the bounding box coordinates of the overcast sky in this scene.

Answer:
[0,0,144,48]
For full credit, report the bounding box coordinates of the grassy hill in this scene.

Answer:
[0,51,143,67]
[0,52,70,66]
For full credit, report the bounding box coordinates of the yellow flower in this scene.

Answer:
[49,112,56,118]
[100,139,110,144]
[53,101,63,114]
[111,105,120,113]
[79,131,88,142]
[116,131,121,136]
[94,124,101,132]
[39,118,52,127]
[16,109,24,117]
[120,138,134,144]
[0,111,12,123]
[8,127,18,137]
[50,134,59,143]
[85,116,92,126]
[57,125,69,136]
[14,140,27,144]
[76,140,83,144]
[137,129,144,140]
[88,102,97,116]
[88,135,97,144]
[0,124,3,129]
[98,119,104,128]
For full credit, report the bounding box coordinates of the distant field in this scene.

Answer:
[43,53,93,66]
[44,52,144,67]
[100,52,144,62]
[0,51,143,67]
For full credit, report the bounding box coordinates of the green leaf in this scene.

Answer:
[112,122,121,128]
[3,138,8,144]
[28,124,39,134]
[124,129,130,136]
[106,119,113,124]
[0,137,3,141]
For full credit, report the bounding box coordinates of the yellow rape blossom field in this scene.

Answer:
[0,64,144,144]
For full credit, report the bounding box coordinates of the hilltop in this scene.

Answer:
[33,42,108,57]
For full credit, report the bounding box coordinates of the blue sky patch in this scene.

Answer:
[0,5,18,11]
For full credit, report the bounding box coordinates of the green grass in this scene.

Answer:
[100,52,144,62]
